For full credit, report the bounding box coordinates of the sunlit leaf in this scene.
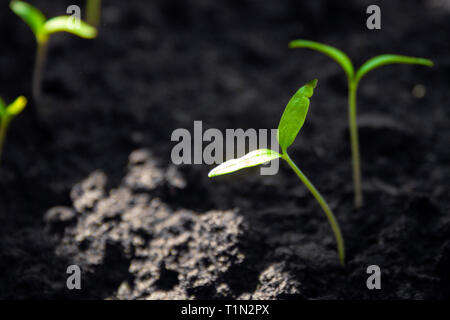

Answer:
[289,39,354,80]
[44,16,97,38]
[355,54,433,83]
[10,0,46,39]
[208,149,282,178]
[277,79,317,152]
[6,96,27,116]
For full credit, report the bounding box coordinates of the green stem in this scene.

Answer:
[0,118,10,164]
[283,152,345,265]
[86,0,102,27]
[348,80,363,208]
[33,40,48,103]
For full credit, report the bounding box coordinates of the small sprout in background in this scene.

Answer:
[412,84,427,99]
[289,39,433,208]
[208,80,345,265]
[86,0,102,28]
[10,0,97,104]
[0,96,27,163]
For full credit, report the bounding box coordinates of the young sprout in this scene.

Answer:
[10,1,98,103]
[0,96,27,163]
[208,80,345,265]
[86,0,102,28]
[289,40,433,208]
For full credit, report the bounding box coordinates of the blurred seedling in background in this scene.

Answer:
[208,80,345,265]
[86,0,102,28]
[289,40,433,208]
[10,1,97,106]
[0,96,27,164]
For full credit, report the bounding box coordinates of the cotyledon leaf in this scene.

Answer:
[10,0,46,39]
[208,149,282,178]
[6,96,27,116]
[355,54,434,84]
[289,39,355,80]
[277,79,317,152]
[44,16,97,39]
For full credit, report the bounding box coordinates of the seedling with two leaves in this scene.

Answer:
[0,96,27,163]
[10,1,97,104]
[289,40,433,208]
[208,80,345,265]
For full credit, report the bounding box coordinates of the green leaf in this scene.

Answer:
[355,54,433,83]
[10,0,46,39]
[44,16,97,39]
[289,39,354,80]
[6,96,27,116]
[208,149,282,178]
[277,79,317,151]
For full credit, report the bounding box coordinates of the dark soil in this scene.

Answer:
[0,0,449,299]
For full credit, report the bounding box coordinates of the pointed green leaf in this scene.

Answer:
[289,39,355,80]
[277,79,317,151]
[208,149,282,178]
[44,16,97,39]
[355,54,433,83]
[6,96,27,116]
[10,0,46,39]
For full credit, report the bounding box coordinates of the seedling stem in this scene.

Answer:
[348,80,362,207]
[283,152,345,265]
[86,0,102,27]
[33,40,48,102]
[0,119,9,162]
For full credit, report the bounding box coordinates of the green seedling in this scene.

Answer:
[289,40,433,208]
[86,0,102,28]
[0,96,27,163]
[208,80,345,265]
[10,0,97,103]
